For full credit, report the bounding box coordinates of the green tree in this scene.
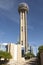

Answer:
[38,45,43,53]
[37,45,43,65]
[0,51,12,65]
[0,51,12,60]
[0,51,4,60]
[24,52,35,59]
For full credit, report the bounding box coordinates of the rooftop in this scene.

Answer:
[18,3,29,12]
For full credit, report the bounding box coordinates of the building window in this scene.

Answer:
[21,13,23,20]
[22,49,24,57]
[21,41,23,45]
[21,26,23,31]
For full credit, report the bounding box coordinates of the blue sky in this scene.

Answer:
[0,0,43,54]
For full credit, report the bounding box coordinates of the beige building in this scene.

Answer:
[7,43,25,64]
[7,43,22,61]
[0,43,25,64]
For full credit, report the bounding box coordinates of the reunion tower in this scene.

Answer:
[18,3,29,52]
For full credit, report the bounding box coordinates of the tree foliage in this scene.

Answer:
[0,51,12,65]
[38,45,43,53]
[37,45,43,65]
[0,51,12,60]
[24,52,35,59]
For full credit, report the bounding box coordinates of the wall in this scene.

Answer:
[40,52,43,65]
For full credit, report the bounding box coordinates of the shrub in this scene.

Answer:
[38,45,43,53]
[0,51,12,65]
[0,51,12,60]
[24,52,35,59]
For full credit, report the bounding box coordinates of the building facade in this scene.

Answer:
[0,43,25,63]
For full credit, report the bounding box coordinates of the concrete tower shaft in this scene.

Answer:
[18,3,29,52]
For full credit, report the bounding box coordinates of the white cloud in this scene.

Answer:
[0,0,19,23]
[0,0,14,10]
[0,31,5,39]
[29,41,38,47]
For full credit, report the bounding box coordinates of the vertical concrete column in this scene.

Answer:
[7,44,11,53]
[24,11,28,52]
[17,44,22,62]
[20,12,23,45]
[23,12,25,49]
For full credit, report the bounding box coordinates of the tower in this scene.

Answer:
[18,3,29,52]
